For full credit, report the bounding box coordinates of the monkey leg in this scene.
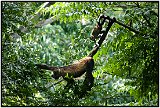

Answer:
[84,58,94,89]
[64,77,75,89]
[83,71,94,91]
[78,59,94,98]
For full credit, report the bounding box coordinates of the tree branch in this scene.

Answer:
[105,16,140,34]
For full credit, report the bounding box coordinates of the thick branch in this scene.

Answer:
[35,16,55,28]
[15,2,56,34]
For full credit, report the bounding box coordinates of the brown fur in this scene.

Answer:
[90,24,102,41]
[36,57,94,79]
[90,15,106,44]
[36,15,115,97]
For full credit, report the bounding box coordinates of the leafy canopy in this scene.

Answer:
[2,2,158,106]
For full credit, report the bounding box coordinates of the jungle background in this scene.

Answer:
[1,2,159,106]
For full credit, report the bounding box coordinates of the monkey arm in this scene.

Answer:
[83,61,94,89]
[88,16,116,57]
[90,15,107,46]
[36,56,94,79]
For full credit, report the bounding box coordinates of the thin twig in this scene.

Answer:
[104,16,140,34]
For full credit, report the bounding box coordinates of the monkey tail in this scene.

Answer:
[88,45,99,57]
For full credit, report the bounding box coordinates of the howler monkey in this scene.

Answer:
[90,14,107,46]
[36,56,94,80]
[36,52,96,99]
[36,15,108,81]
[36,15,115,96]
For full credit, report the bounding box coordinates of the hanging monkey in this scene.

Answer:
[36,15,107,80]
[90,14,107,46]
[36,56,94,94]
[36,57,93,96]
[36,56,94,80]
[36,15,115,97]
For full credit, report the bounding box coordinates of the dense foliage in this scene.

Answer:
[2,2,158,106]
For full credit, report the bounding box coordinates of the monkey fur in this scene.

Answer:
[35,15,115,96]
[36,56,94,80]
[90,14,107,45]
[90,24,102,43]
[36,15,106,80]
[36,56,94,96]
